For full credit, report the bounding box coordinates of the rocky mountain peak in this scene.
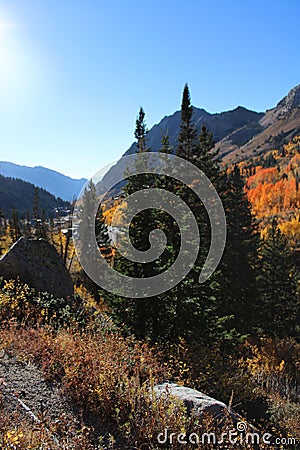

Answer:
[259,84,300,128]
[276,84,300,113]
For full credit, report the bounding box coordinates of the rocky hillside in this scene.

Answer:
[124,105,264,157]
[123,84,300,165]
[224,84,300,163]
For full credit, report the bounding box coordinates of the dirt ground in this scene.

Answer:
[0,350,132,449]
[0,351,75,423]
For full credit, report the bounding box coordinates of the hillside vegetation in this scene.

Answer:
[239,136,300,249]
[0,175,70,217]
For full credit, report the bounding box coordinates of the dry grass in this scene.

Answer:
[0,280,298,449]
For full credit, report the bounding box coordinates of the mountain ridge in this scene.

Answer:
[2,84,300,191]
[124,104,264,157]
[97,84,300,194]
[0,174,70,217]
[122,84,300,164]
[0,162,87,202]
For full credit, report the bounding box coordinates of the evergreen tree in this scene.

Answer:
[256,220,299,339]
[107,108,158,339]
[156,88,229,343]
[107,88,247,345]
[176,84,198,162]
[77,179,109,297]
[79,179,99,268]
[9,208,21,242]
[134,107,148,153]
[78,182,110,266]
[195,125,220,181]
[39,208,48,240]
[23,211,32,238]
[220,164,258,336]
[139,133,181,342]
[49,216,55,244]
[168,86,230,344]
[33,187,40,221]
[33,187,45,239]
[95,204,111,261]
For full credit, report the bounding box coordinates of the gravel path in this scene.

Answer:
[0,351,75,424]
[0,351,131,449]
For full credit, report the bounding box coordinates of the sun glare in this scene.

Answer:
[0,21,18,31]
[0,12,43,110]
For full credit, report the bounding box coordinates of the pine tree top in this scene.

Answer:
[181,83,193,124]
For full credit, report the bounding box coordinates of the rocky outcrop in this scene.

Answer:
[0,237,73,298]
[260,83,300,128]
[154,383,232,420]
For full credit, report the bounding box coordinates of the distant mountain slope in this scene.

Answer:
[221,84,300,163]
[0,162,87,201]
[101,105,264,189]
[0,175,70,217]
[101,84,300,192]
[124,106,264,157]
[122,83,300,165]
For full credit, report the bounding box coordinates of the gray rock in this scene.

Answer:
[0,237,73,298]
[154,383,229,419]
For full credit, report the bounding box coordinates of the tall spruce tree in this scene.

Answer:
[256,220,299,339]
[78,179,110,297]
[177,84,198,162]
[162,85,230,344]
[144,133,181,342]
[107,108,157,339]
[79,179,99,268]
[33,187,46,239]
[107,87,245,345]
[40,208,48,240]
[9,208,21,242]
[220,164,258,336]
[95,204,111,262]
[134,107,147,153]
[23,211,33,238]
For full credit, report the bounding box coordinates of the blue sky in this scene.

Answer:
[0,0,299,179]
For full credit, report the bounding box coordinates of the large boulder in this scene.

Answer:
[154,383,230,419]
[0,237,73,299]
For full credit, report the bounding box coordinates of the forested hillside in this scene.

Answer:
[0,175,71,217]
[0,162,86,201]
[240,136,300,250]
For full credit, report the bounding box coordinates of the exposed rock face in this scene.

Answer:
[154,383,230,419]
[260,84,300,128]
[275,83,300,115]
[0,237,73,298]
[223,84,300,163]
